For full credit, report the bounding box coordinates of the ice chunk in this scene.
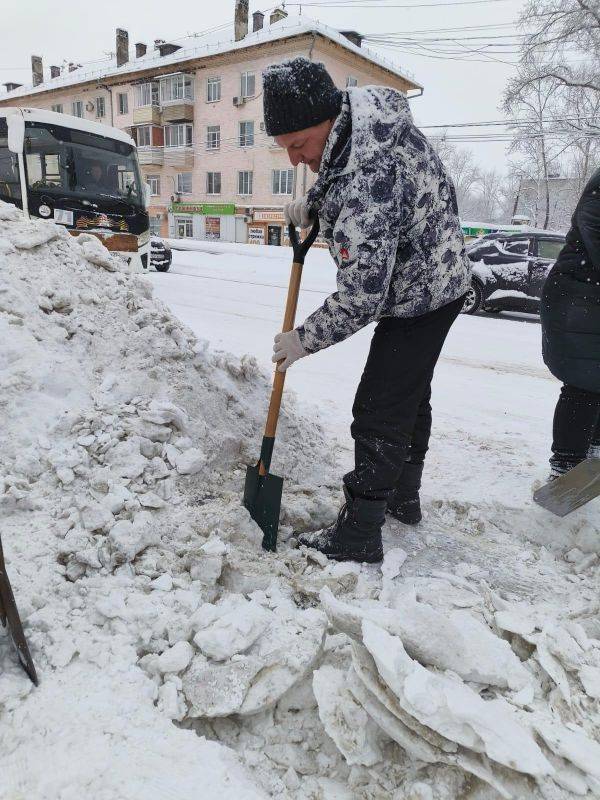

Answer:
[579,665,600,699]
[156,641,194,674]
[361,621,554,778]
[534,718,600,780]
[313,665,383,766]
[183,655,265,717]
[320,588,531,690]
[193,602,270,661]
[175,448,206,475]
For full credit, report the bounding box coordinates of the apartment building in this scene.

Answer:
[0,4,422,245]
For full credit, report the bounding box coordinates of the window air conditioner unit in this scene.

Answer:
[233,96,245,107]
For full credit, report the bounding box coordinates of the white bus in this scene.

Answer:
[0,107,149,270]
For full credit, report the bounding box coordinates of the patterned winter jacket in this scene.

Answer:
[297,86,471,354]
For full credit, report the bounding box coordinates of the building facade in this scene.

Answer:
[0,7,421,244]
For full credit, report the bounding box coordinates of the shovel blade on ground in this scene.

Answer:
[0,542,38,685]
[534,458,600,517]
[243,463,283,552]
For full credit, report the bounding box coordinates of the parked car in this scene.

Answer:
[149,238,172,272]
[462,230,566,314]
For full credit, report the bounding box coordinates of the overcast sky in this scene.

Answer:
[2,0,525,170]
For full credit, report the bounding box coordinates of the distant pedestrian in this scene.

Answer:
[541,166,600,477]
[262,57,471,563]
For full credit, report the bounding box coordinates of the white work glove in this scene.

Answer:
[284,196,312,229]
[272,329,307,372]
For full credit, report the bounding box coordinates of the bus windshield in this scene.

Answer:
[23,121,144,209]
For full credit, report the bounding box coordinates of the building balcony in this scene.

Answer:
[133,105,162,125]
[163,147,194,167]
[161,101,194,124]
[138,147,164,166]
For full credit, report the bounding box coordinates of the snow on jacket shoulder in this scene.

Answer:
[298,86,471,354]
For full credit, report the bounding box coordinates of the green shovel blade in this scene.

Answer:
[243,463,284,552]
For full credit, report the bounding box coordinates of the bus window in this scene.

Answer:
[0,119,22,203]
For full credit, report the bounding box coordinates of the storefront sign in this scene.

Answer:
[248,226,265,245]
[254,210,285,222]
[170,202,235,215]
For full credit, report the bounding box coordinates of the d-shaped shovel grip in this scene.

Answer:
[258,218,320,476]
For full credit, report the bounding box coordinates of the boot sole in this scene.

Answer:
[387,509,422,525]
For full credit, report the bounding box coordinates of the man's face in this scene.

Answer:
[275,119,335,173]
[91,164,103,181]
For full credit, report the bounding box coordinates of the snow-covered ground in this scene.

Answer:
[2,213,600,800]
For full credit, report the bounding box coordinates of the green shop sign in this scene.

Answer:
[170,202,236,215]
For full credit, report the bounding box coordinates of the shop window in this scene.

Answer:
[149,215,161,235]
[176,217,193,238]
[205,216,221,240]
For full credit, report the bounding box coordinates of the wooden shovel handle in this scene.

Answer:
[263,259,303,441]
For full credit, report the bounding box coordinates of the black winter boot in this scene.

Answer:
[297,487,385,563]
[387,462,423,525]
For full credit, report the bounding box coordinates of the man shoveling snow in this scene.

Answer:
[262,57,471,563]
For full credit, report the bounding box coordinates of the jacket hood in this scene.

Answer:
[329,85,414,177]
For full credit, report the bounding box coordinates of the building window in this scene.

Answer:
[346,76,358,87]
[96,97,106,118]
[176,172,192,194]
[135,82,159,107]
[117,93,129,114]
[272,169,294,195]
[175,217,193,238]
[238,170,253,195]
[239,121,254,147]
[207,76,221,103]
[149,215,161,235]
[206,125,220,150]
[240,71,256,98]
[72,101,83,118]
[136,125,152,147]
[165,123,193,148]
[206,172,221,194]
[146,175,160,196]
[160,74,193,104]
[51,103,63,114]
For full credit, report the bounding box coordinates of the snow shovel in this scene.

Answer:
[534,458,600,517]
[244,219,320,551]
[0,532,38,685]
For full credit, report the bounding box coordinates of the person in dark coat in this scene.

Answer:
[262,57,470,563]
[541,166,600,476]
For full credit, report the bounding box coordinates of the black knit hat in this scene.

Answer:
[262,57,343,137]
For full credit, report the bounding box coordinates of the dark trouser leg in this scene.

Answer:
[344,295,464,501]
[551,384,600,473]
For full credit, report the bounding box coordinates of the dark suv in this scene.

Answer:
[463,231,565,314]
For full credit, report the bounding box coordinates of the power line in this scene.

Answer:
[287,0,512,7]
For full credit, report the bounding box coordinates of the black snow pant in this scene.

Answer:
[550,384,600,474]
[344,294,465,501]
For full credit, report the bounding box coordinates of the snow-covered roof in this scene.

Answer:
[0,106,135,145]
[0,13,421,102]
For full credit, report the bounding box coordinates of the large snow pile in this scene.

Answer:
[1,201,600,800]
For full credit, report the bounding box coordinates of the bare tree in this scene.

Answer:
[518,0,600,94]
[503,60,565,228]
